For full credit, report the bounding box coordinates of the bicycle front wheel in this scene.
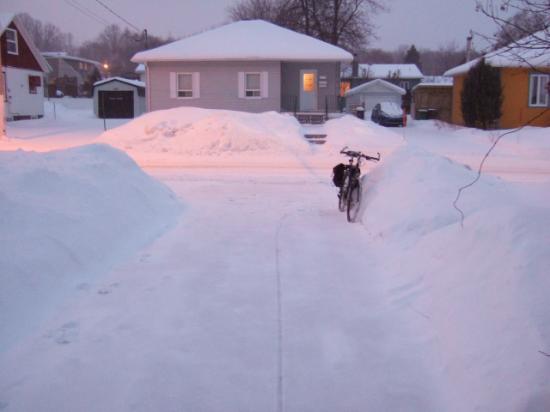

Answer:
[347,180,362,222]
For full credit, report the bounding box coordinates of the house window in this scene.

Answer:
[177,73,193,98]
[303,73,315,92]
[400,80,410,90]
[529,74,549,107]
[28,75,42,94]
[5,28,18,55]
[245,73,261,97]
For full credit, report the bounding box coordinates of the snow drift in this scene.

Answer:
[0,144,181,351]
[321,115,404,159]
[99,107,314,167]
[360,146,550,411]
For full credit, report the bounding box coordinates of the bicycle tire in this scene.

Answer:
[338,172,349,212]
[347,179,362,222]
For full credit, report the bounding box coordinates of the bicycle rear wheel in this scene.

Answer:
[338,185,347,212]
[347,180,362,222]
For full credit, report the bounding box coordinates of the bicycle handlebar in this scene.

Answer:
[340,146,380,162]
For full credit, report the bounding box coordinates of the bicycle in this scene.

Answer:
[334,146,380,222]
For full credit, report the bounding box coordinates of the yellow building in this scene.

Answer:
[444,34,550,129]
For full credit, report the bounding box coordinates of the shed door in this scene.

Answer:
[300,70,317,111]
[98,90,134,118]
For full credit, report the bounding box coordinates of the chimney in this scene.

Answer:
[352,53,359,78]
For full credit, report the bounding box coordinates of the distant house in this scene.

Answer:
[1,13,51,121]
[93,77,146,119]
[342,63,424,92]
[42,52,104,97]
[135,64,145,83]
[131,20,352,118]
[411,77,453,123]
[345,79,405,112]
[444,32,550,129]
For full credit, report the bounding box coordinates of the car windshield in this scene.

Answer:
[380,102,402,116]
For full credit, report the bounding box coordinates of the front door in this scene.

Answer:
[300,69,317,111]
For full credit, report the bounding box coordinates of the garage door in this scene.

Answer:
[98,90,134,119]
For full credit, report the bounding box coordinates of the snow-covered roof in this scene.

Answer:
[345,79,406,97]
[42,52,102,68]
[132,20,353,63]
[359,64,423,79]
[135,63,145,73]
[412,76,453,91]
[342,64,423,79]
[93,77,145,88]
[0,13,51,73]
[444,30,550,76]
[0,12,16,34]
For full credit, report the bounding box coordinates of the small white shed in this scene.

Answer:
[345,79,406,112]
[93,77,146,118]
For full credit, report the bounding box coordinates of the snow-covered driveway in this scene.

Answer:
[0,167,442,411]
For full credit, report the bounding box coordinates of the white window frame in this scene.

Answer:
[244,72,261,99]
[176,72,194,99]
[529,73,549,107]
[400,80,410,90]
[6,28,18,55]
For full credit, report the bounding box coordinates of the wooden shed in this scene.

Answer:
[412,78,453,123]
[93,77,145,119]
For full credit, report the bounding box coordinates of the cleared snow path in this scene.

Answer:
[0,167,443,411]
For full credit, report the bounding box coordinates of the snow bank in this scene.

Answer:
[360,146,550,410]
[321,115,404,160]
[99,107,313,167]
[0,144,181,351]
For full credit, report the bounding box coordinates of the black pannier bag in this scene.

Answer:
[332,163,346,187]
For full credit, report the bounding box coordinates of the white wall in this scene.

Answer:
[4,67,45,119]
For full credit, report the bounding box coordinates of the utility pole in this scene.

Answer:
[466,30,474,62]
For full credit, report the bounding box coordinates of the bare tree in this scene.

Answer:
[475,0,549,52]
[79,24,172,77]
[228,0,386,50]
[17,13,74,52]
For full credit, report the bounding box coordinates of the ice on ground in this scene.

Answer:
[99,107,314,166]
[0,144,181,351]
[359,145,550,411]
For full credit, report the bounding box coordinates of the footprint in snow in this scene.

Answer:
[0,401,8,410]
[98,282,119,295]
[44,321,80,345]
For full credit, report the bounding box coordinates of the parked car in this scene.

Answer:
[371,102,404,127]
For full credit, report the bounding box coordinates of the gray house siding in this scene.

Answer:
[281,62,341,112]
[148,61,281,113]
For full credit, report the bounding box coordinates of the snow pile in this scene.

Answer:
[0,144,181,351]
[360,146,550,410]
[321,115,404,159]
[99,107,313,166]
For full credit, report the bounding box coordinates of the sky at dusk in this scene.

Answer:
[1,0,500,51]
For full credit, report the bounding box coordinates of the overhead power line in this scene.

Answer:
[93,0,141,32]
[63,0,110,27]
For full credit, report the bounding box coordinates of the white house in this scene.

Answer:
[1,13,51,121]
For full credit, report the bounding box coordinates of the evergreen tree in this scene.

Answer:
[404,45,421,69]
[461,58,503,130]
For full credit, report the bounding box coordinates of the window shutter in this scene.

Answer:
[192,72,200,98]
[169,72,177,98]
[261,71,269,98]
[238,72,245,98]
